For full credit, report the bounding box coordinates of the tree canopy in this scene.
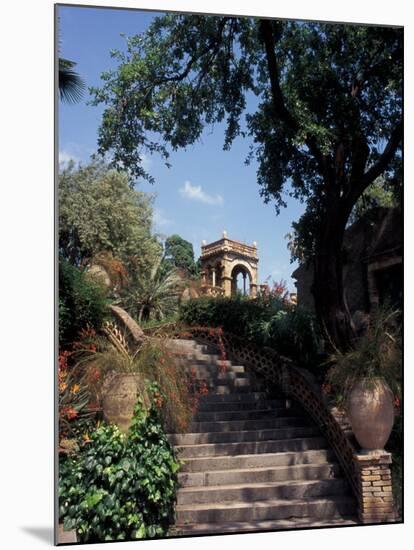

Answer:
[59,159,161,272]
[90,15,402,346]
[162,234,198,277]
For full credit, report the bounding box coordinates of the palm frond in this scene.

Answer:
[59,57,86,104]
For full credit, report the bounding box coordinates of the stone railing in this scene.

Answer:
[105,305,146,356]
[165,326,397,524]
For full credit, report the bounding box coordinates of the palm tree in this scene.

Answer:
[59,57,85,104]
[123,257,183,323]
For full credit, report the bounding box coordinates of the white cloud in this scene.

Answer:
[179,180,224,206]
[59,150,79,165]
[153,208,173,227]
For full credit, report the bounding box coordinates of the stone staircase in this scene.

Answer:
[167,339,358,536]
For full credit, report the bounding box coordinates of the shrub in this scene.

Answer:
[59,383,180,543]
[180,295,285,336]
[59,257,108,346]
[180,296,322,370]
[250,307,323,372]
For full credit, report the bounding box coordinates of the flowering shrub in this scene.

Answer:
[58,349,95,442]
[59,383,180,542]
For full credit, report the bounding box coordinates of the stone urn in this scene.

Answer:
[347,377,395,453]
[102,373,147,433]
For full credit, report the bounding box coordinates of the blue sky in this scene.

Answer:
[58,4,306,291]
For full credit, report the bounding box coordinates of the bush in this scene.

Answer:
[180,295,284,336]
[59,257,108,346]
[180,296,322,370]
[59,383,180,543]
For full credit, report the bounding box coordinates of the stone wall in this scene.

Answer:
[292,207,402,313]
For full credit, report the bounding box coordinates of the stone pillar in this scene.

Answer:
[250,284,257,298]
[212,268,216,287]
[243,273,247,295]
[353,451,397,523]
[222,276,232,297]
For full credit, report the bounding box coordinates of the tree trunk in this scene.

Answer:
[311,208,355,351]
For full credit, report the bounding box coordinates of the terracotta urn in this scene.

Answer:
[102,373,146,433]
[347,377,394,453]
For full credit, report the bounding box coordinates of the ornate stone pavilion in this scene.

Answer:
[199,232,259,298]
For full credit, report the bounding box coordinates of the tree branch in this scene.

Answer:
[259,19,298,130]
[259,19,334,185]
[344,119,403,209]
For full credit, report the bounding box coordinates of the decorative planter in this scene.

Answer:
[347,377,394,453]
[102,373,146,433]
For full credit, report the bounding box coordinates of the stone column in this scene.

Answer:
[353,451,397,523]
[243,273,247,295]
[212,268,216,287]
[222,276,232,297]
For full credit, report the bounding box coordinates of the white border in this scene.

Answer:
[0,1,411,549]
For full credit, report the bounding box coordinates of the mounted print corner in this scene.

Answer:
[56,2,403,545]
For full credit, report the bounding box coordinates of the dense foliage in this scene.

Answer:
[59,159,161,270]
[162,234,199,277]
[180,296,322,369]
[59,257,108,346]
[90,15,402,347]
[121,256,183,323]
[59,383,180,543]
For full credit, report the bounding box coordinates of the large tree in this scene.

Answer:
[90,15,402,348]
[59,159,161,272]
[163,234,198,277]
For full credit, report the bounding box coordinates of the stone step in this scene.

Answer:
[206,376,252,391]
[174,435,328,459]
[185,363,245,373]
[175,495,356,524]
[171,516,359,535]
[189,416,308,433]
[179,448,336,472]
[175,354,232,365]
[185,368,247,381]
[169,425,320,446]
[198,392,278,403]
[194,407,301,422]
[212,384,269,395]
[177,478,350,505]
[167,340,216,353]
[197,398,287,412]
[178,462,341,488]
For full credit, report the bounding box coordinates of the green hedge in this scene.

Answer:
[59,257,108,346]
[180,296,323,372]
